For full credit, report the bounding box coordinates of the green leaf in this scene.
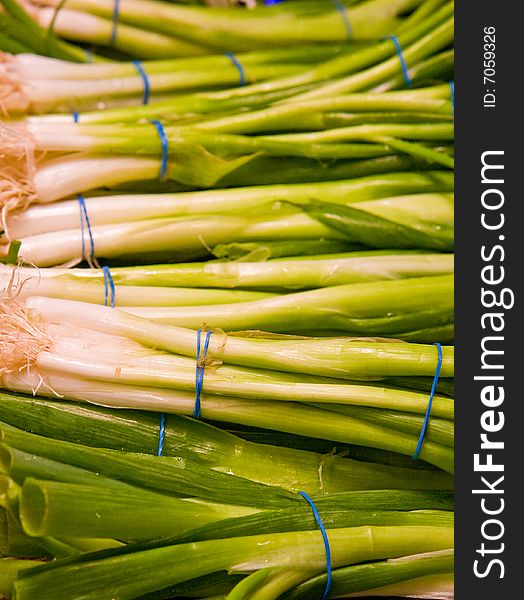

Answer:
[294,200,453,251]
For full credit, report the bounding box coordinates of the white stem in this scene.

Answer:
[33,155,160,203]
[35,348,453,415]
[16,214,334,267]
[23,296,454,379]
[0,267,273,305]
[6,191,453,238]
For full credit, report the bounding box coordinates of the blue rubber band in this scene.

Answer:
[224,52,247,87]
[157,413,166,456]
[194,329,212,419]
[102,266,115,308]
[332,0,352,39]
[72,111,79,123]
[132,60,150,105]
[264,0,285,4]
[111,0,121,45]
[385,35,412,88]
[449,81,454,117]
[77,195,96,263]
[149,119,169,180]
[412,342,443,461]
[298,491,332,600]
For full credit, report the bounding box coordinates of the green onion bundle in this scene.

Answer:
[1,46,349,113]
[1,170,454,266]
[7,0,432,58]
[0,0,455,596]
[0,393,454,599]
[0,293,454,470]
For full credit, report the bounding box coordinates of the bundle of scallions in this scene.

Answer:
[1,0,454,598]
[2,0,442,59]
[0,392,454,599]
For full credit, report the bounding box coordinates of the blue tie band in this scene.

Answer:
[77,195,96,264]
[149,119,169,180]
[111,0,121,45]
[385,35,412,88]
[194,329,212,419]
[157,414,166,456]
[332,0,352,39]
[298,491,332,600]
[412,342,443,461]
[132,60,151,105]
[102,266,115,308]
[225,52,247,87]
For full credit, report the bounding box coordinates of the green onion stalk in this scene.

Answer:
[0,423,453,546]
[2,187,453,265]
[3,169,453,227]
[3,361,456,473]
[72,274,454,339]
[0,392,455,491]
[289,11,453,102]
[0,392,453,492]
[23,83,453,125]
[4,294,455,378]
[0,149,449,225]
[17,475,453,546]
[281,549,454,600]
[3,20,454,137]
[0,425,300,509]
[0,558,42,599]
[0,266,280,305]
[222,425,452,467]
[7,120,454,158]
[16,476,260,542]
[10,523,453,600]
[0,417,454,495]
[317,404,453,448]
[1,48,339,114]
[1,473,123,559]
[0,250,454,300]
[210,240,362,261]
[0,0,95,62]
[3,287,455,403]
[1,296,454,470]
[33,9,216,60]
[21,0,427,53]
[162,1,453,103]
[13,472,453,543]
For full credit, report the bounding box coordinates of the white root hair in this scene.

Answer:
[0,272,51,389]
[0,125,38,235]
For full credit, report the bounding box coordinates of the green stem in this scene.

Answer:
[0,558,43,599]
[4,251,454,291]
[13,525,453,600]
[36,348,455,418]
[26,295,455,379]
[1,381,454,472]
[314,405,454,447]
[291,14,454,100]
[0,392,456,489]
[19,477,255,541]
[117,275,454,338]
[0,425,298,509]
[282,549,454,599]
